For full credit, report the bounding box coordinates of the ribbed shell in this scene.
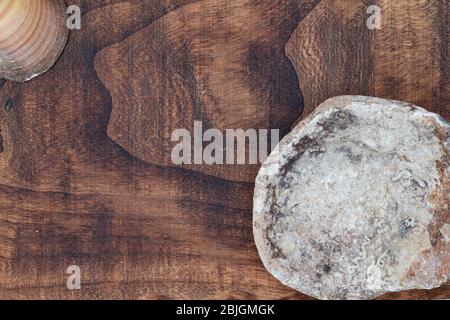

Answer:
[0,0,68,82]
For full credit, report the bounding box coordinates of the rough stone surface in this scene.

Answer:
[253,96,450,300]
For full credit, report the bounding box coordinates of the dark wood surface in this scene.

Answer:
[94,0,319,182]
[286,0,449,120]
[0,0,448,299]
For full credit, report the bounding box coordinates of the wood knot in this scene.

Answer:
[4,98,14,112]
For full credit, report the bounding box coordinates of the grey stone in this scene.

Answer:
[253,96,450,300]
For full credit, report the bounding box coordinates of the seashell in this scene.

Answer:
[254,96,450,299]
[0,0,69,82]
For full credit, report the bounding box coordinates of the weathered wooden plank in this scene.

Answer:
[0,0,448,300]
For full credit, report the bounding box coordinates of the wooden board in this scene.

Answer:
[0,0,448,299]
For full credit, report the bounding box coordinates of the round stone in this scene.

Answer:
[253,96,450,300]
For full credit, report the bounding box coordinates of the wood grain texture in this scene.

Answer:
[95,0,319,182]
[286,0,449,121]
[0,0,448,300]
[0,0,310,300]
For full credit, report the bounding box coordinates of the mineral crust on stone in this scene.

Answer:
[253,96,450,300]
